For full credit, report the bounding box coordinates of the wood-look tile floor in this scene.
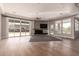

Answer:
[0,36,79,56]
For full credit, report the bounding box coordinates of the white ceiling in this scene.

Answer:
[0,3,76,20]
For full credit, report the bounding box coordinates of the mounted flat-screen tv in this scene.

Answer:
[40,24,47,29]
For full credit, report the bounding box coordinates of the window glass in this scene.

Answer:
[8,18,15,37]
[63,19,71,34]
[8,18,31,37]
[14,19,20,36]
[50,23,54,35]
[55,21,61,34]
[75,19,79,31]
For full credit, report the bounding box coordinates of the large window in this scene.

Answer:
[75,19,79,31]
[62,19,71,34]
[8,18,31,37]
[51,19,72,35]
[55,21,61,34]
[50,23,54,35]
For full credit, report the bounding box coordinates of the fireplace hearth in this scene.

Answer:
[34,29,47,34]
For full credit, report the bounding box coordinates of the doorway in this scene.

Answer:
[8,17,31,37]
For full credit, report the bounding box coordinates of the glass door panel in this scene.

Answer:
[25,21,30,35]
[21,21,26,36]
[8,18,15,37]
[14,19,20,37]
[8,18,31,37]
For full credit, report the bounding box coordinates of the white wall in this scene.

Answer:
[0,12,1,39]
[1,16,8,39]
[0,5,2,40]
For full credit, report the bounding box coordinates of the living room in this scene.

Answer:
[0,3,79,56]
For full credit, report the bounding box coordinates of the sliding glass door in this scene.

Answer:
[8,17,31,37]
[21,20,30,36]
